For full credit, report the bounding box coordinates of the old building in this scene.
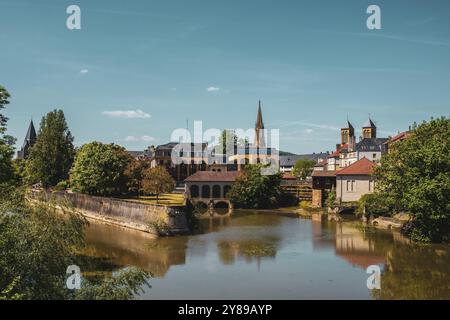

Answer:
[336,157,376,203]
[17,120,37,159]
[148,142,209,182]
[279,153,328,173]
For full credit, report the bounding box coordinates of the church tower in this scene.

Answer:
[362,117,377,139]
[341,120,355,145]
[17,120,37,159]
[254,100,266,148]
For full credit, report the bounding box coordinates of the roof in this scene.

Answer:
[328,150,340,158]
[312,170,336,177]
[282,172,297,180]
[336,158,376,176]
[185,171,240,182]
[22,120,37,148]
[156,142,208,150]
[388,131,411,144]
[280,153,328,167]
[355,138,388,152]
[314,160,328,167]
[344,120,354,129]
[363,118,376,128]
[128,151,145,158]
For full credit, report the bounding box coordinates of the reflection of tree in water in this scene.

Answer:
[217,237,279,265]
[84,223,188,277]
[372,243,450,300]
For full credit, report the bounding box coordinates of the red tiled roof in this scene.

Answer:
[185,171,240,182]
[388,131,411,144]
[336,158,376,176]
[328,150,340,158]
[314,160,328,167]
[282,172,297,180]
[312,170,337,177]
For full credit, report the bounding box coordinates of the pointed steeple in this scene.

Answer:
[24,120,37,145]
[17,119,37,159]
[254,101,265,148]
[363,117,376,129]
[255,100,264,130]
[362,116,377,139]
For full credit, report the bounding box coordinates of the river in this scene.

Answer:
[83,210,450,300]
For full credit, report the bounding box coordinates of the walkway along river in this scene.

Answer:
[83,210,450,300]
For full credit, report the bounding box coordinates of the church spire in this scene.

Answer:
[255,100,264,130]
[254,100,265,148]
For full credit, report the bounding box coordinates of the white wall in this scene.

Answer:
[336,175,374,202]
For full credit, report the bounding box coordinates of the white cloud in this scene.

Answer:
[80,69,89,74]
[125,135,157,143]
[102,109,151,119]
[206,86,220,92]
[304,129,314,134]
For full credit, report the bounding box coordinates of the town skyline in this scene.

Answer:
[2,0,450,154]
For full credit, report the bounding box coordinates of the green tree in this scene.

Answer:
[141,166,175,203]
[25,109,75,187]
[0,85,15,183]
[0,186,149,300]
[70,142,133,196]
[124,159,151,197]
[227,164,282,209]
[374,117,450,243]
[292,159,316,180]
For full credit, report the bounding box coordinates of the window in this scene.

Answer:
[373,153,377,159]
[346,180,356,192]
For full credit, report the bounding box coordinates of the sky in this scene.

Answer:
[1,0,450,154]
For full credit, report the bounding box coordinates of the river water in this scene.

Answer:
[83,210,450,300]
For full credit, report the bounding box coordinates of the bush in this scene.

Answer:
[356,193,393,218]
[53,180,69,191]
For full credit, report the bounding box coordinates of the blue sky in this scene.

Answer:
[1,0,450,154]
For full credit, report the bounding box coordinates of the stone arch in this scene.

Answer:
[212,185,221,198]
[190,185,199,198]
[201,185,211,198]
[213,201,230,215]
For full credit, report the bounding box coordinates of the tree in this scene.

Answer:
[124,159,151,196]
[25,109,75,187]
[70,142,133,196]
[141,166,175,203]
[292,159,316,180]
[227,164,282,209]
[0,185,149,300]
[374,117,450,243]
[0,85,15,183]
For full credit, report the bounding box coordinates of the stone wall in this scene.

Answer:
[31,191,189,236]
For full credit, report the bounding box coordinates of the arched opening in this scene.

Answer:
[214,201,230,215]
[201,185,210,198]
[194,201,208,215]
[190,185,199,198]
[212,185,221,198]
[223,185,231,198]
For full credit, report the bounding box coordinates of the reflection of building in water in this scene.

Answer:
[334,224,385,269]
[84,222,187,277]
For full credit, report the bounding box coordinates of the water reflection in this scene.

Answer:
[83,212,450,299]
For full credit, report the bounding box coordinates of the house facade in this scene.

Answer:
[336,158,376,203]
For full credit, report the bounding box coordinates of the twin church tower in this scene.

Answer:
[340,118,377,149]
